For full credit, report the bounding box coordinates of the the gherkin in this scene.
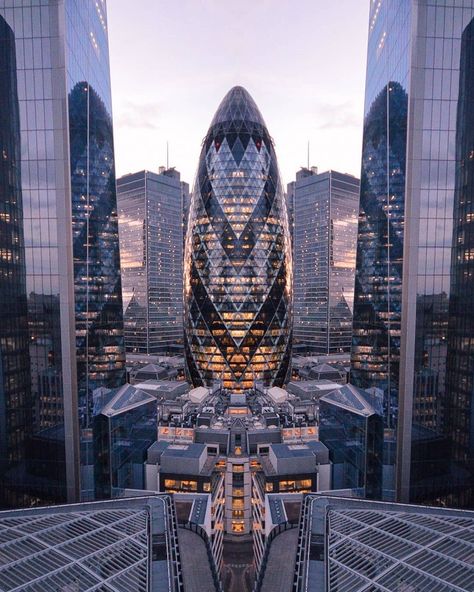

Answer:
[184,86,292,391]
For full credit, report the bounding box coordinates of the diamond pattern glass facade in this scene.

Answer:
[184,87,292,391]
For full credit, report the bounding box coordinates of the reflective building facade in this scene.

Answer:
[292,168,359,355]
[352,1,474,505]
[93,384,157,499]
[0,0,125,507]
[117,169,186,355]
[0,15,31,508]
[319,385,383,499]
[446,16,474,509]
[184,86,292,391]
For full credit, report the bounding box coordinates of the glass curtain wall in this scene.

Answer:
[184,86,292,392]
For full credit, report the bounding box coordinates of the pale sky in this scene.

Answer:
[107,0,369,188]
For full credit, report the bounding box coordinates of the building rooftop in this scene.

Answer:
[99,384,156,417]
[135,380,189,396]
[294,495,474,592]
[271,443,316,459]
[0,496,184,592]
[268,496,287,525]
[161,443,206,460]
[320,384,377,417]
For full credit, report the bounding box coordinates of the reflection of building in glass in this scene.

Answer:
[351,81,407,438]
[319,384,383,499]
[291,168,359,355]
[0,1,125,507]
[0,15,32,508]
[117,168,187,355]
[446,17,474,509]
[93,384,157,499]
[352,1,474,506]
[184,86,292,391]
[28,293,62,430]
[69,80,126,439]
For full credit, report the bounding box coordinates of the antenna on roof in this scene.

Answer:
[166,141,169,169]
[307,140,310,169]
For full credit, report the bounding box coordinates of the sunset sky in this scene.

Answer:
[107,0,369,187]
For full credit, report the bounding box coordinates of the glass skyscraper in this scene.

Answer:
[117,168,187,355]
[291,168,359,355]
[352,0,474,505]
[0,14,31,509]
[0,0,125,508]
[446,16,474,509]
[184,86,292,391]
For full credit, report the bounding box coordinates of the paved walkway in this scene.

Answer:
[261,528,299,592]
[222,539,254,592]
[177,528,216,592]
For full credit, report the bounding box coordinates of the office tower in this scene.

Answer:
[351,1,474,505]
[292,169,359,355]
[0,15,31,509]
[446,17,474,509]
[117,168,185,355]
[0,0,125,508]
[181,178,191,243]
[319,384,383,499]
[184,86,292,391]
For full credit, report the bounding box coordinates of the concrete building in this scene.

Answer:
[117,168,188,356]
[143,388,331,542]
[291,168,359,355]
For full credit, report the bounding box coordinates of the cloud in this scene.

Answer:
[114,100,163,130]
[313,101,361,130]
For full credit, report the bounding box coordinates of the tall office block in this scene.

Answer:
[184,86,292,391]
[352,1,474,505]
[0,0,125,508]
[446,17,474,508]
[118,168,185,355]
[292,168,359,355]
[0,15,31,508]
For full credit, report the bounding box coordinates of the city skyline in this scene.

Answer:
[107,0,369,185]
[3,1,474,591]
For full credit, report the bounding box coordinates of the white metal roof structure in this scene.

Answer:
[0,496,184,592]
[293,495,474,592]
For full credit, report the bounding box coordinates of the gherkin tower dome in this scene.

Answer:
[184,86,292,391]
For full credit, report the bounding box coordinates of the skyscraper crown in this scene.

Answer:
[209,86,266,129]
